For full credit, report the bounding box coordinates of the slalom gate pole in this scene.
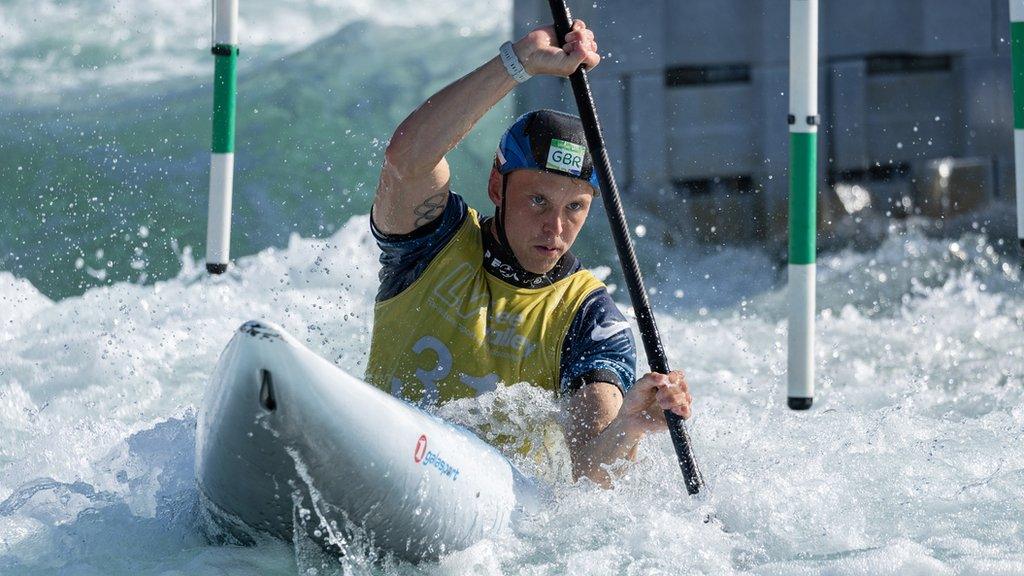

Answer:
[787,0,818,411]
[1011,1,1024,255]
[206,0,239,274]
[548,0,704,495]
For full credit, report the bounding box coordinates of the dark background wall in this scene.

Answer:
[512,0,1012,244]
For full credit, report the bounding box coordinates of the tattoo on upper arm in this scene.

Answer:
[413,192,447,227]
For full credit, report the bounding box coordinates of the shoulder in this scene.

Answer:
[371,192,471,301]
[559,287,637,396]
[572,288,632,348]
[371,191,468,247]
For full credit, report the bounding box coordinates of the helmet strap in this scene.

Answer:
[494,172,512,249]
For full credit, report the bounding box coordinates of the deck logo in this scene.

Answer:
[422,450,460,481]
[414,434,428,463]
[413,434,460,481]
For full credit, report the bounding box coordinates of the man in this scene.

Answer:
[367,20,692,487]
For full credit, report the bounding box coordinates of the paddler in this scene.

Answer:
[366,20,692,487]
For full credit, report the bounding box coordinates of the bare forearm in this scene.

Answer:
[386,56,515,175]
[571,370,694,487]
[572,415,644,487]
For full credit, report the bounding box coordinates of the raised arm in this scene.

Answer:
[372,20,600,235]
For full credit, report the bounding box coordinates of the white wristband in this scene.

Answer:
[499,41,531,83]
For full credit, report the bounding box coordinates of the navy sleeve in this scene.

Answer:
[370,192,468,302]
[559,288,637,396]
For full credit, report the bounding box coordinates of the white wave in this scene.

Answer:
[0,212,1023,573]
[0,0,512,101]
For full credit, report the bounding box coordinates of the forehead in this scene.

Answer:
[507,169,592,198]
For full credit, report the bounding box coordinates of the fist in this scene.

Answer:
[513,19,600,77]
[619,370,692,435]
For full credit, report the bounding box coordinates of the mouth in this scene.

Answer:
[533,245,560,257]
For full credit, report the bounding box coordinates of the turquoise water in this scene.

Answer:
[1,14,506,301]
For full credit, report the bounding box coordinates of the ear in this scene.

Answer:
[487,166,503,207]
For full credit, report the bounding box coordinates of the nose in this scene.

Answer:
[542,210,564,237]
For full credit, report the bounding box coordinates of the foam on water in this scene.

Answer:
[0,0,511,102]
[1,211,1022,574]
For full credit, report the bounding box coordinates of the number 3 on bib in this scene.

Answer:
[391,336,499,404]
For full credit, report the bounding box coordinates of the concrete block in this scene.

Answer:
[665,0,760,66]
[865,178,914,217]
[829,60,869,172]
[762,176,790,242]
[912,156,994,217]
[753,65,788,172]
[588,76,630,185]
[758,0,790,65]
[922,0,993,56]
[823,0,991,59]
[666,83,758,180]
[994,0,1012,59]
[627,71,669,193]
[865,68,960,163]
[569,0,665,74]
[824,0,920,58]
[753,64,789,237]
[996,157,1014,201]
[689,191,762,244]
[959,54,1013,159]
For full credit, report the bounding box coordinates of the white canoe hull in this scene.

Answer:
[195,320,540,562]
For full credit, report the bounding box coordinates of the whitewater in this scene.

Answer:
[0,0,509,103]
[2,214,1023,575]
[3,0,1024,574]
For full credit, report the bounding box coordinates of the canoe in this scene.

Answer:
[195,320,543,562]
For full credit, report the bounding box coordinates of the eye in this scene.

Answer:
[530,195,547,207]
[567,201,584,212]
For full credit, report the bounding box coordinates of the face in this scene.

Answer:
[488,168,594,274]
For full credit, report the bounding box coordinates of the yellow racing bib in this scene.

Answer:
[366,208,604,405]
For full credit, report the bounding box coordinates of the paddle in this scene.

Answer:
[547,0,704,495]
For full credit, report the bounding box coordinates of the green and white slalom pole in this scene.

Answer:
[787,0,818,410]
[1012,1,1024,255]
[206,0,239,274]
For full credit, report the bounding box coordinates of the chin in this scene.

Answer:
[515,245,561,274]
[526,260,558,275]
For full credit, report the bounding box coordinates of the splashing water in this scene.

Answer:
[0,0,511,103]
[0,211,1022,574]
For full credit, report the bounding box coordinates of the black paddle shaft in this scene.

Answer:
[547,0,704,495]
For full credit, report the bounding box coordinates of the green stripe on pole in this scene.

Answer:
[789,131,817,265]
[212,44,238,154]
[1013,23,1024,129]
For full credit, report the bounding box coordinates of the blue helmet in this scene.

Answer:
[495,109,600,193]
